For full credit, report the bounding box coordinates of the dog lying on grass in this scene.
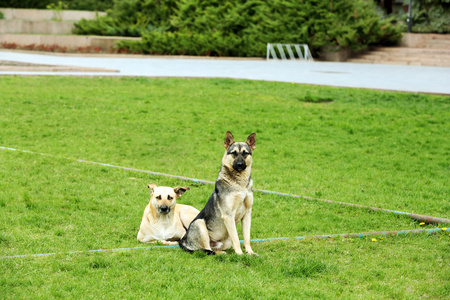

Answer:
[180,131,258,255]
[137,184,199,245]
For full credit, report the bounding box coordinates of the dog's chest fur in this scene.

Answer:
[218,172,253,222]
[148,213,182,240]
[233,190,252,222]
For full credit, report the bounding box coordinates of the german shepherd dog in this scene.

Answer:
[180,131,257,255]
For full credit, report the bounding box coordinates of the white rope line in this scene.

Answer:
[1,146,448,259]
[1,228,447,259]
[1,145,449,224]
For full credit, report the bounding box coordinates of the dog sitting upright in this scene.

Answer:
[137,184,200,245]
[180,131,257,255]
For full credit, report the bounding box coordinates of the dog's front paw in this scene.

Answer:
[234,249,244,255]
[244,245,257,255]
[245,249,259,256]
[246,250,259,257]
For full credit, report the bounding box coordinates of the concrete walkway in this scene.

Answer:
[1,50,449,94]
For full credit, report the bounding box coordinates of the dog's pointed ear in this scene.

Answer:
[173,186,190,198]
[148,184,157,194]
[224,131,235,149]
[245,133,256,151]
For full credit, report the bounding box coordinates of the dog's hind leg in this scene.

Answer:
[160,240,179,246]
[137,229,155,243]
[212,239,232,255]
[179,219,214,254]
[179,206,200,229]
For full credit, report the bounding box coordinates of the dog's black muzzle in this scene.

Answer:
[158,205,170,214]
[233,161,247,172]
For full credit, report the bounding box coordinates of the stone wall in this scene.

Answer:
[0,20,74,34]
[0,8,132,51]
[0,34,141,50]
[0,8,105,21]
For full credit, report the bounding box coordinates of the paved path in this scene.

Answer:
[1,50,449,94]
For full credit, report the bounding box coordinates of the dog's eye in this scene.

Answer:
[231,151,238,157]
[242,151,249,157]
[168,195,173,200]
[156,195,161,200]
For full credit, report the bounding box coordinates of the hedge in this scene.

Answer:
[405,0,450,33]
[74,0,403,57]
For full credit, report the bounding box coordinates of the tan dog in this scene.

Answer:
[137,184,200,245]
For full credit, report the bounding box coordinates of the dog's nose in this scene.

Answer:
[234,161,246,171]
[159,205,169,213]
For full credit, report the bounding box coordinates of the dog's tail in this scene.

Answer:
[201,249,215,255]
[179,237,215,255]
[179,236,194,253]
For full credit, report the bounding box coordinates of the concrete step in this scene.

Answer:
[0,8,125,52]
[422,43,450,50]
[351,56,449,63]
[348,57,450,67]
[0,8,105,21]
[348,41,450,67]
[0,8,105,35]
[362,52,450,60]
[400,33,450,49]
[358,56,449,63]
[0,19,74,35]
[348,58,450,67]
[374,47,450,54]
[0,34,141,51]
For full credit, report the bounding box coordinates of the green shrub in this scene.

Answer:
[119,30,248,56]
[0,11,4,19]
[68,0,114,11]
[82,0,403,57]
[46,1,68,21]
[73,0,176,36]
[409,0,450,33]
[387,0,450,33]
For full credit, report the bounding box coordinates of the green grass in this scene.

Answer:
[0,76,448,217]
[0,149,430,257]
[1,234,449,299]
[0,76,449,298]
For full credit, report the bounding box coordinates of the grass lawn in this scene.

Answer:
[0,76,449,298]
